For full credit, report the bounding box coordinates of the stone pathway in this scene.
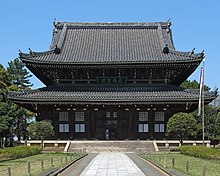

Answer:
[60,152,168,176]
[80,152,145,176]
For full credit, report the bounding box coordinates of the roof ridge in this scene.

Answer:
[55,21,170,28]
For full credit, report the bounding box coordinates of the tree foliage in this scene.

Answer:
[0,59,33,147]
[166,112,197,144]
[7,58,33,89]
[0,64,11,90]
[28,121,54,140]
[181,79,210,91]
[193,105,220,140]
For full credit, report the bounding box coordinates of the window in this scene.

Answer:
[139,112,148,121]
[138,124,149,132]
[113,112,117,118]
[75,124,85,132]
[59,124,69,132]
[106,112,110,118]
[155,112,164,121]
[75,112,84,121]
[59,112,68,121]
[154,124,165,132]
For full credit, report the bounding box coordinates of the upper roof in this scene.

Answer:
[19,21,204,65]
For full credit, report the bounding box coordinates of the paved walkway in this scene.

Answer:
[80,152,145,176]
[60,152,169,176]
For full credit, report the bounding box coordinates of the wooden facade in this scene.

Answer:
[7,21,216,140]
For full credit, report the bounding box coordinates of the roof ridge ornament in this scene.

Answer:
[201,50,205,59]
[29,48,34,56]
[166,18,171,33]
[189,48,195,56]
[166,18,171,27]
[54,45,61,54]
[53,18,59,33]
[163,44,169,54]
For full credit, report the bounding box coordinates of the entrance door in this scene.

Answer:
[105,111,118,139]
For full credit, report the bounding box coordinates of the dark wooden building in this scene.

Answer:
[8,21,216,140]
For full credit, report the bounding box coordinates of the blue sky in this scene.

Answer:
[0,0,220,89]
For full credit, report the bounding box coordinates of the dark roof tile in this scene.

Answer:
[7,84,216,103]
[19,22,204,64]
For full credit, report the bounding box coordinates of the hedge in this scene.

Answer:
[0,146,42,159]
[179,146,220,160]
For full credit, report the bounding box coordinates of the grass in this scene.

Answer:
[0,152,83,176]
[141,152,220,176]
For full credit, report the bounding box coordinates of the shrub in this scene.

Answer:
[0,145,42,159]
[179,146,220,160]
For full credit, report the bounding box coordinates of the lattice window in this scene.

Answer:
[75,124,85,132]
[155,112,164,121]
[59,124,69,132]
[154,124,165,132]
[59,112,68,121]
[138,124,149,133]
[106,112,110,118]
[113,112,117,118]
[75,112,84,121]
[139,112,148,121]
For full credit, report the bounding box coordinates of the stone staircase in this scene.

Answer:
[68,140,155,153]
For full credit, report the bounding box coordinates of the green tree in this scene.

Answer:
[0,64,13,147]
[7,58,33,89]
[28,121,54,145]
[181,79,210,91]
[166,112,197,144]
[194,105,220,140]
[6,58,33,142]
[0,64,11,90]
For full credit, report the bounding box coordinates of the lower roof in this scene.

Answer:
[7,84,216,104]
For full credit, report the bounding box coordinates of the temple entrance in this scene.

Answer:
[93,109,130,140]
[105,119,117,139]
[105,111,118,139]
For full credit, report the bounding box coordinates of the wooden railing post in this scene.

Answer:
[203,162,206,176]
[41,160,44,171]
[8,167,11,176]
[164,157,166,168]
[27,161,31,176]
[70,153,72,161]
[51,157,54,167]
[65,155,67,165]
[186,160,189,176]
[172,158,175,169]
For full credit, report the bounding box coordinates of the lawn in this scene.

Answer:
[0,152,83,176]
[141,152,220,176]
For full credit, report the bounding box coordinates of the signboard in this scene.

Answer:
[97,77,127,85]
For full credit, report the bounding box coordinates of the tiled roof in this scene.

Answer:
[19,22,204,64]
[7,84,216,103]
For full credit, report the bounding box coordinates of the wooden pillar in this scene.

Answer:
[128,109,134,139]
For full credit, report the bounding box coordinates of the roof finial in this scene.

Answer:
[18,49,23,57]
[167,18,171,27]
[201,50,205,58]
[163,44,169,54]
[53,18,59,33]
[54,45,61,54]
[189,48,195,56]
[29,48,34,56]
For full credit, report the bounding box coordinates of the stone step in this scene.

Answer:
[68,140,155,153]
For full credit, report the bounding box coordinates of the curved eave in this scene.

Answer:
[19,52,203,66]
[7,91,216,104]
[7,97,215,107]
